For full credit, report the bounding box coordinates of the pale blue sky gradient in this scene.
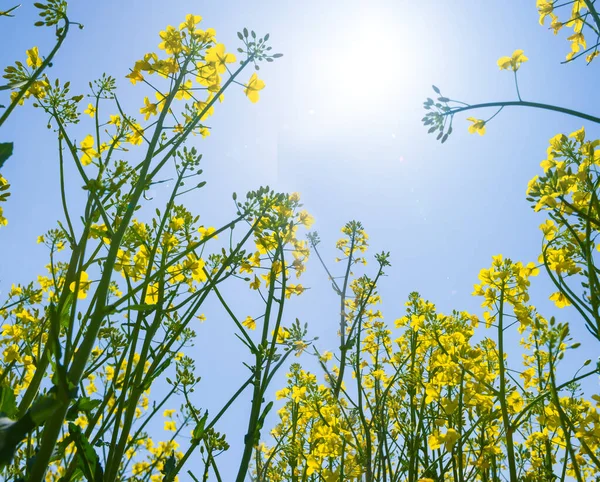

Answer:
[1,1,600,480]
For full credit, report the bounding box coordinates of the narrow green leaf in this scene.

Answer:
[0,142,14,170]
[0,386,17,418]
[161,451,177,480]
[69,422,104,482]
[192,411,209,441]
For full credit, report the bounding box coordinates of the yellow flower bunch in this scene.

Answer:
[497,49,529,71]
[537,0,598,62]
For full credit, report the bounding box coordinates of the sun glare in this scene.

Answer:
[310,8,421,119]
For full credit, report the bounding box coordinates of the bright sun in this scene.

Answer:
[305,6,423,123]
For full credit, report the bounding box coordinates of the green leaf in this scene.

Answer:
[69,422,104,482]
[66,397,102,421]
[0,385,17,418]
[29,392,61,426]
[0,142,14,170]
[161,451,177,481]
[257,401,273,430]
[191,411,209,441]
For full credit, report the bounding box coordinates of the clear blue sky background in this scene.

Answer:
[1,0,600,480]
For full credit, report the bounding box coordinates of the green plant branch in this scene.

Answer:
[0,17,71,126]
[445,101,600,125]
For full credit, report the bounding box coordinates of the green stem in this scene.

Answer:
[446,101,600,125]
[584,0,600,33]
[235,246,282,482]
[333,233,356,398]
[548,357,584,482]
[497,287,518,482]
[513,71,522,101]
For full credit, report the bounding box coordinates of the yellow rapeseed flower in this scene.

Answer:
[244,73,265,103]
[84,103,96,118]
[242,316,256,330]
[466,117,486,136]
[80,135,99,166]
[497,49,528,71]
[26,46,41,69]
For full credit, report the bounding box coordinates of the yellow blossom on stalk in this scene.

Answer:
[127,123,145,145]
[275,387,289,400]
[196,62,219,88]
[428,428,460,451]
[291,385,306,403]
[467,117,486,135]
[169,217,185,231]
[298,210,315,228]
[586,51,600,63]
[175,79,193,100]
[80,135,99,166]
[275,328,290,343]
[205,43,236,73]
[84,103,96,118]
[164,420,177,432]
[537,0,555,25]
[294,340,308,356]
[242,316,256,330]
[284,284,305,298]
[507,391,524,413]
[306,455,320,476]
[569,126,585,142]
[69,271,92,299]
[497,49,528,71]
[145,283,159,305]
[140,96,158,120]
[194,96,216,120]
[26,46,41,69]
[126,69,144,84]
[86,374,97,395]
[244,73,265,103]
[567,32,586,61]
[549,291,571,308]
[198,226,217,240]
[163,409,176,418]
[183,254,207,284]
[319,351,333,362]
[179,14,202,31]
[133,461,150,476]
[155,58,180,78]
[250,275,260,290]
[158,25,183,54]
[108,114,121,126]
[540,219,557,240]
[3,344,20,363]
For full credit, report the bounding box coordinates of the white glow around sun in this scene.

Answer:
[308,7,422,120]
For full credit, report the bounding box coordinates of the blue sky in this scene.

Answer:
[1,0,600,479]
